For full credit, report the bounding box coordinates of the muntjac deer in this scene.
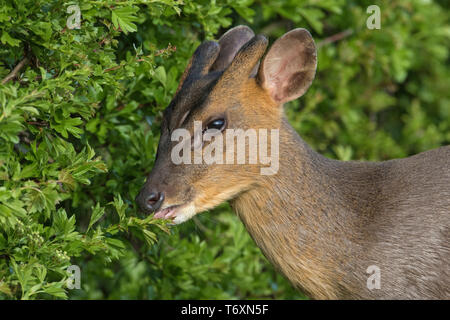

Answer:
[137,26,450,299]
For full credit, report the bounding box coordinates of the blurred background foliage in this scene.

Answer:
[0,0,448,299]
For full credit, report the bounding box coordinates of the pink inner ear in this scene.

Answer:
[260,29,317,104]
[266,43,303,101]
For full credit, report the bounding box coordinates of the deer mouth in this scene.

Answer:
[153,202,198,225]
[153,204,180,220]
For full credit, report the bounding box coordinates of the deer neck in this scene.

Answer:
[230,117,363,299]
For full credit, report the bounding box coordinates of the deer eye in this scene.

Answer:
[205,118,225,132]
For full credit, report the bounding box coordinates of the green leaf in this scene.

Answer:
[0,31,21,46]
[0,281,13,297]
[109,194,127,223]
[87,203,105,232]
[153,66,167,87]
[111,7,139,34]
[43,285,67,299]
[142,229,157,246]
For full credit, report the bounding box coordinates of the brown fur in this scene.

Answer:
[137,26,450,299]
[232,120,449,299]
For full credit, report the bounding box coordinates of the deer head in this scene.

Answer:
[136,26,317,224]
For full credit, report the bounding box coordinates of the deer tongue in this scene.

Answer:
[154,207,176,219]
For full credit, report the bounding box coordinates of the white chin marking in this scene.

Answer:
[172,203,197,225]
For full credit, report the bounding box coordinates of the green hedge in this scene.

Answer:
[0,0,448,299]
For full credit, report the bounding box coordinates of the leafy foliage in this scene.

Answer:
[0,0,448,299]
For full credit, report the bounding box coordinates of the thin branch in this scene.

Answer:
[192,216,211,234]
[26,120,49,127]
[1,57,29,85]
[317,29,354,48]
[104,65,122,73]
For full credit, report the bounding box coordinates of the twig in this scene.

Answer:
[1,57,29,85]
[317,29,354,48]
[26,120,49,127]
[192,216,211,234]
[104,65,122,73]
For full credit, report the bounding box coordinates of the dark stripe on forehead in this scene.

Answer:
[162,34,265,130]
[163,70,223,130]
[162,41,223,130]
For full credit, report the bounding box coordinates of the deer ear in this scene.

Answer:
[211,25,255,72]
[258,28,317,104]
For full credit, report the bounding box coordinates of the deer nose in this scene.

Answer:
[142,192,164,213]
